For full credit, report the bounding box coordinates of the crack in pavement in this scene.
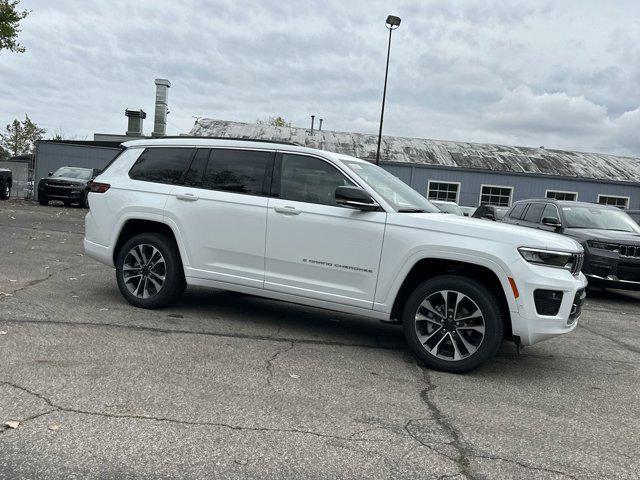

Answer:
[0,409,57,434]
[0,263,83,301]
[0,380,382,444]
[407,364,580,480]
[0,318,404,352]
[265,341,295,386]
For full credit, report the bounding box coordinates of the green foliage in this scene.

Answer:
[0,0,29,53]
[257,116,291,127]
[0,115,46,156]
[0,145,8,161]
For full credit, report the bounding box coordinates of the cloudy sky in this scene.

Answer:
[1,0,639,156]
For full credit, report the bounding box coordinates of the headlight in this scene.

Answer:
[518,247,575,270]
[586,240,619,252]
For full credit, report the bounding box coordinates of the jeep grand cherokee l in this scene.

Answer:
[38,166,99,207]
[504,199,640,290]
[84,139,587,373]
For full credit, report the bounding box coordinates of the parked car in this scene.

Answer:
[504,199,640,290]
[84,139,586,373]
[0,168,12,200]
[472,205,508,221]
[37,166,100,207]
[624,209,640,225]
[431,200,465,216]
[460,206,477,217]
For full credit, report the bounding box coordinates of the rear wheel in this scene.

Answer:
[402,275,504,373]
[115,233,186,309]
[0,183,9,200]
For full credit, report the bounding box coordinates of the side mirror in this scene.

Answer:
[485,213,495,221]
[48,172,53,176]
[542,217,562,229]
[335,186,379,211]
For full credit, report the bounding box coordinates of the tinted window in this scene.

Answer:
[279,154,353,206]
[523,203,545,223]
[129,148,194,184]
[509,203,526,219]
[183,149,210,187]
[201,149,271,194]
[542,204,559,222]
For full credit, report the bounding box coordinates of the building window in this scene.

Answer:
[546,190,577,201]
[479,185,513,207]
[427,181,460,202]
[598,195,629,209]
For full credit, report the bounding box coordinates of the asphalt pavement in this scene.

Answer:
[1,200,639,479]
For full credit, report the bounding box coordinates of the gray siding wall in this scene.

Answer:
[34,142,121,200]
[382,163,639,208]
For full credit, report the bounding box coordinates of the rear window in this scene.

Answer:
[129,148,195,185]
[201,149,272,195]
[508,203,526,219]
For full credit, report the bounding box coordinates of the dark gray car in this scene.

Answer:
[503,199,640,290]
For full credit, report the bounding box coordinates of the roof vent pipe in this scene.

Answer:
[152,78,171,137]
[310,115,315,135]
[125,109,146,136]
[319,118,323,131]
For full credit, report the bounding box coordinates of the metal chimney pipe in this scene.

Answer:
[319,118,323,131]
[125,109,146,136]
[152,78,171,137]
[310,115,315,135]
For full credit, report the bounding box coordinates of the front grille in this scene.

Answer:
[619,245,640,259]
[570,253,584,276]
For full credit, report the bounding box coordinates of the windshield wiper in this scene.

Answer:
[397,208,429,213]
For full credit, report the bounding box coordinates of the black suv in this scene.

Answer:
[37,167,99,207]
[503,199,640,290]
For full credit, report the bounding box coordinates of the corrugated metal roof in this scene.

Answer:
[190,119,640,184]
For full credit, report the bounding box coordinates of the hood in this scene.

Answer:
[391,213,583,252]
[564,228,640,245]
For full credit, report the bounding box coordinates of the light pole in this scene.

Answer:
[375,15,401,165]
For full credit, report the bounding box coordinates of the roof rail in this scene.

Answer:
[154,135,302,146]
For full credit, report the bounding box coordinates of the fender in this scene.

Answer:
[374,247,519,315]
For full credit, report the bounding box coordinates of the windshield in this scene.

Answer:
[562,205,640,233]
[52,167,93,180]
[432,201,464,216]
[343,160,440,212]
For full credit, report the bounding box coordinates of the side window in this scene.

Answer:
[278,154,354,206]
[509,203,526,219]
[183,149,210,187]
[523,203,545,223]
[201,149,272,195]
[129,148,195,184]
[542,204,559,222]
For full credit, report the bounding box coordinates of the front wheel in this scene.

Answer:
[115,233,186,309]
[402,275,504,373]
[38,196,49,206]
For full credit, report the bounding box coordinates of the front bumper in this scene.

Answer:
[583,247,640,291]
[38,185,86,201]
[508,259,588,346]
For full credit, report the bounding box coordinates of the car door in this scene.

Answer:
[520,202,545,229]
[264,153,387,309]
[163,147,274,289]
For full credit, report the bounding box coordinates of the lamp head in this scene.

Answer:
[386,15,401,29]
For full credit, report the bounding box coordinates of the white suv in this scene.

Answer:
[84,138,587,372]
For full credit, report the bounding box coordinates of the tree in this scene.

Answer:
[0,145,8,161]
[0,115,46,156]
[0,0,29,53]
[257,116,291,127]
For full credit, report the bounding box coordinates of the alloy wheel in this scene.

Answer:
[122,244,166,299]
[414,290,486,361]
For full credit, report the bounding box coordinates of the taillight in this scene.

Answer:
[90,181,110,193]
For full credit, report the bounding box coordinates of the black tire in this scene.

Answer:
[115,232,186,309]
[63,200,72,207]
[80,192,89,208]
[38,196,49,206]
[0,183,9,200]
[402,275,504,373]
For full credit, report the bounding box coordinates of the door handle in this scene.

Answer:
[176,193,199,202]
[274,206,301,215]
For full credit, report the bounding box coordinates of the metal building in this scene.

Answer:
[191,119,640,209]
